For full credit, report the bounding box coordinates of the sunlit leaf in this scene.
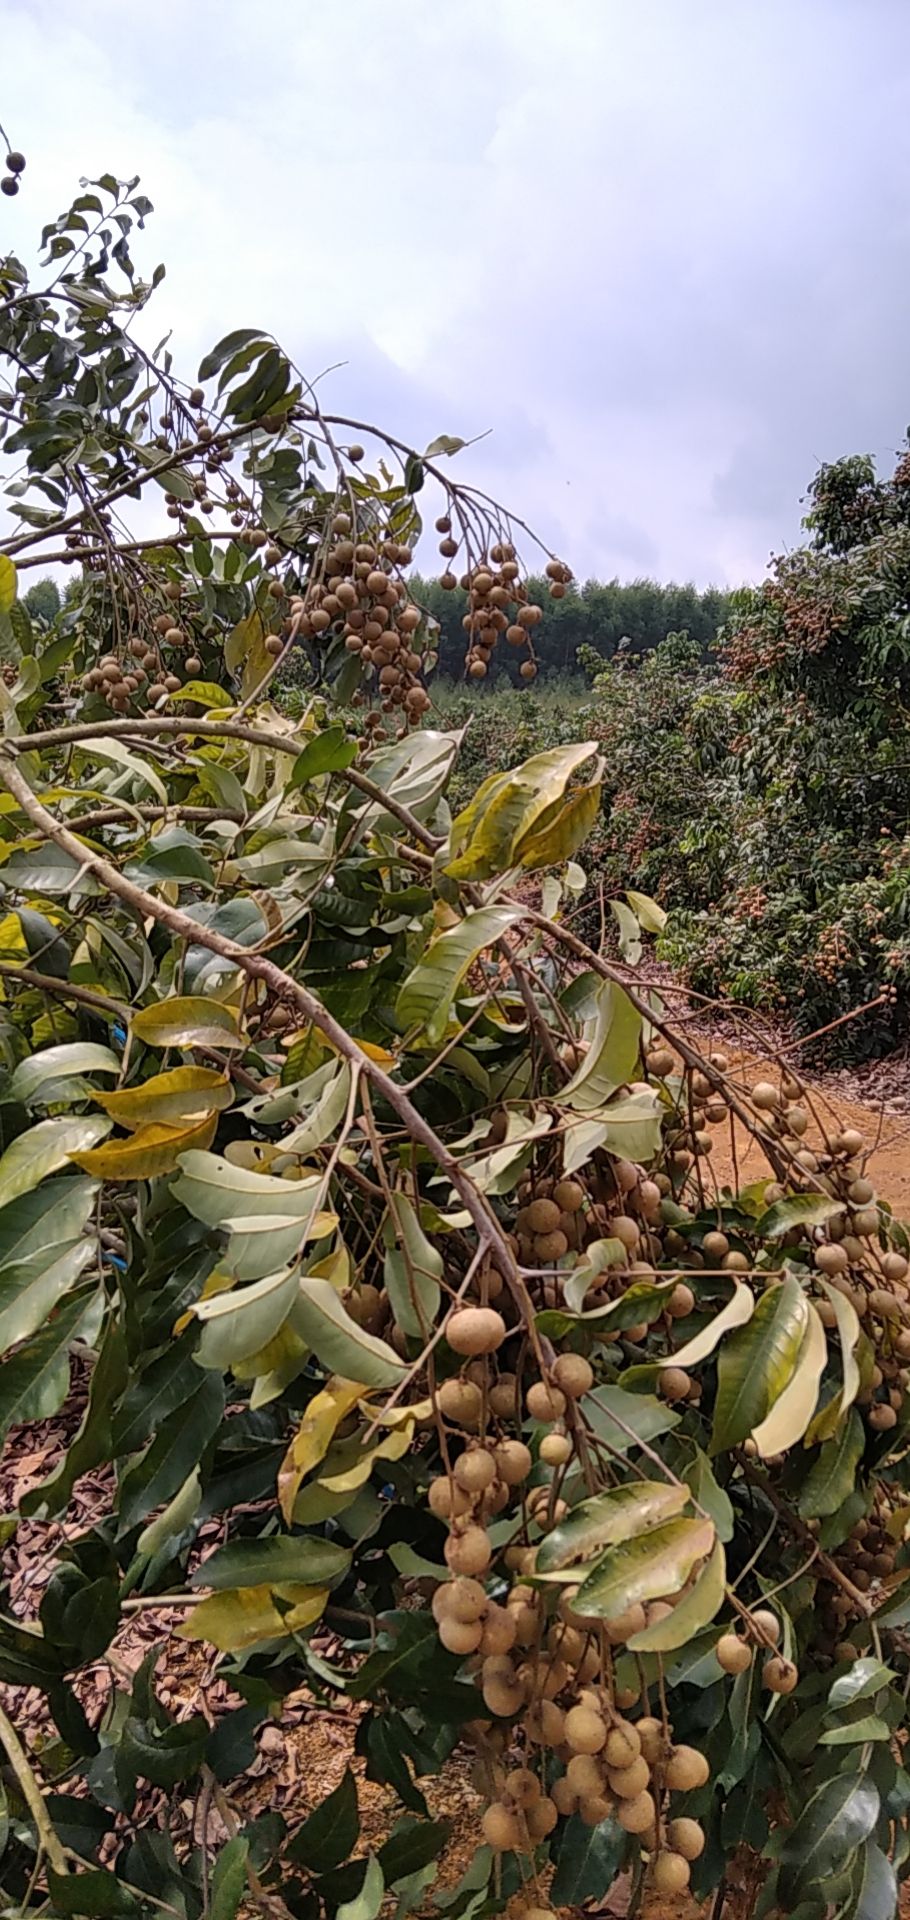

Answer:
[178,1582,330,1652]
[0,1116,111,1209]
[96,1066,232,1131]
[278,1377,369,1522]
[132,996,244,1050]
[627,1538,725,1650]
[751,1301,826,1455]
[535,1481,688,1576]
[711,1276,808,1454]
[71,1111,217,1179]
[574,1516,715,1619]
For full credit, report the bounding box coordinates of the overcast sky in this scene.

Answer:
[3,0,910,586]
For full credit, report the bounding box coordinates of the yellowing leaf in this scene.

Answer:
[660,1283,755,1371]
[447,742,598,881]
[625,889,667,934]
[515,776,603,871]
[71,1111,218,1179]
[178,1582,330,1652]
[132,996,244,1051]
[318,1419,415,1494]
[395,905,522,1046]
[97,1067,233,1131]
[574,1516,716,1619]
[278,1378,370,1522]
[751,1301,827,1456]
[626,1538,726,1651]
[0,556,16,613]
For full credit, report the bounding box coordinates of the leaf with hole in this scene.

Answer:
[535,1480,688,1575]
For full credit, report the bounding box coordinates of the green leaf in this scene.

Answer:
[46,1868,138,1917]
[378,1818,450,1887]
[192,1534,350,1591]
[119,1715,209,1789]
[751,1301,826,1456]
[282,1063,352,1159]
[756,1193,845,1239]
[573,1515,715,1619]
[0,1238,95,1352]
[117,1373,225,1529]
[711,1275,808,1453]
[447,742,598,881]
[289,724,357,787]
[131,996,243,1050]
[294,1277,406,1389]
[395,906,522,1045]
[539,1274,677,1342]
[593,1088,663,1161]
[198,328,268,382]
[627,1538,725,1650]
[172,1153,322,1227]
[829,1660,896,1709]
[583,1383,681,1452]
[337,1854,384,1920]
[0,1116,110,1210]
[535,1481,688,1575]
[681,1446,735,1542]
[210,1837,250,1920]
[778,1773,880,1903]
[74,736,168,806]
[820,1279,861,1418]
[557,979,641,1112]
[549,1814,625,1907]
[193,1268,300,1371]
[797,1409,866,1520]
[287,1767,360,1872]
[10,1042,120,1104]
[0,1286,92,1440]
[819,1715,891,1746]
[848,1841,898,1920]
[383,1193,442,1339]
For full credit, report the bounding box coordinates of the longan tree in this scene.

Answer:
[0,145,909,1920]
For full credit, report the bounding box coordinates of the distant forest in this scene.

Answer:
[411,575,733,683]
[22,574,734,688]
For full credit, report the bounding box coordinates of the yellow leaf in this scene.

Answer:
[318,1418,414,1494]
[96,1066,232,1131]
[131,996,244,1050]
[0,556,16,613]
[319,1032,399,1070]
[515,779,602,871]
[178,1583,330,1652]
[173,1268,235,1335]
[71,1110,217,1179]
[308,1245,352,1293]
[278,1377,369,1523]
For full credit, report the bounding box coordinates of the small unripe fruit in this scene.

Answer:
[659,1367,691,1402]
[763,1655,798,1694]
[716,1633,752,1675]
[539,1430,572,1466]
[652,1851,691,1895]
[667,1817,705,1861]
[750,1607,781,1644]
[665,1745,709,1791]
[447,1306,506,1355]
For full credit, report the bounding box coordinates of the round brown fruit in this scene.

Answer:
[652,1852,691,1896]
[552,1353,594,1398]
[447,1307,506,1356]
[667,1817,705,1861]
[665,1745,709,1791]
[716,1633,752,1675]
[763,1655,798,1694]
[526,1381,567,1421]
[444,1525,492,1576]
[564,1705,606,1753]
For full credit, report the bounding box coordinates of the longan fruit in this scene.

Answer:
[751,1080,779,1110]
[526,1796,558,1840]
[438,1614,484,1654]
[617,1791,656,1834]
[480,1604,517,1656]
[523,1699,564,1746]
[611,1214,640,1249]
[503,1767,541,1809]
[750,1607,781,1644]
[447,1576,488,1622]
[667,1817,705,1861]
[539,1431,573,1467]
[882,1251,909,1283]
[603,1601,647,1646]
[607,1755,651,1799]
[552,1353,594,1398]
[815,1243,849,1275]
[482,1802,521,1851]
[447,1306,506,1355]
[604,1723,641,1769]
[652,1852,691,1895]
[635,1717,664,1765]
[702,1230,730,1261]
[564,1705,607,1754]
[551,1777,578,1816]
[494,1439,533,1486]
[428,1476,471,1521]
[527,1197,561,1234]
[437,1378,483,1428]
[454,1448,497,1493]
[526,1381,567,1421]
[483,1678,524,1718]
[869,1403,897,1431]
[659,1367,692,1403]
[763,1655,798,1694]
[717,1633,752,1675]
[665,1745,709,1791]
[554,1179,585,1212]
[489,1375,517,1417]
[444,1525,492,1576]
[565,1753,604,1796]
[578,1794,613,1828]
[667,1283,695,1318]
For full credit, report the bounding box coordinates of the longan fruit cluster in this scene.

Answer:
[289,510,432,732]
[434,530,571,684]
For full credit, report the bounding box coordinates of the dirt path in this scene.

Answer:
[707,1058,910,1212]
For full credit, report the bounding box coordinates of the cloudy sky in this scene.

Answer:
[3,0,910,585]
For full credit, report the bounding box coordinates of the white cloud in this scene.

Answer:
[4,0,910,585]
